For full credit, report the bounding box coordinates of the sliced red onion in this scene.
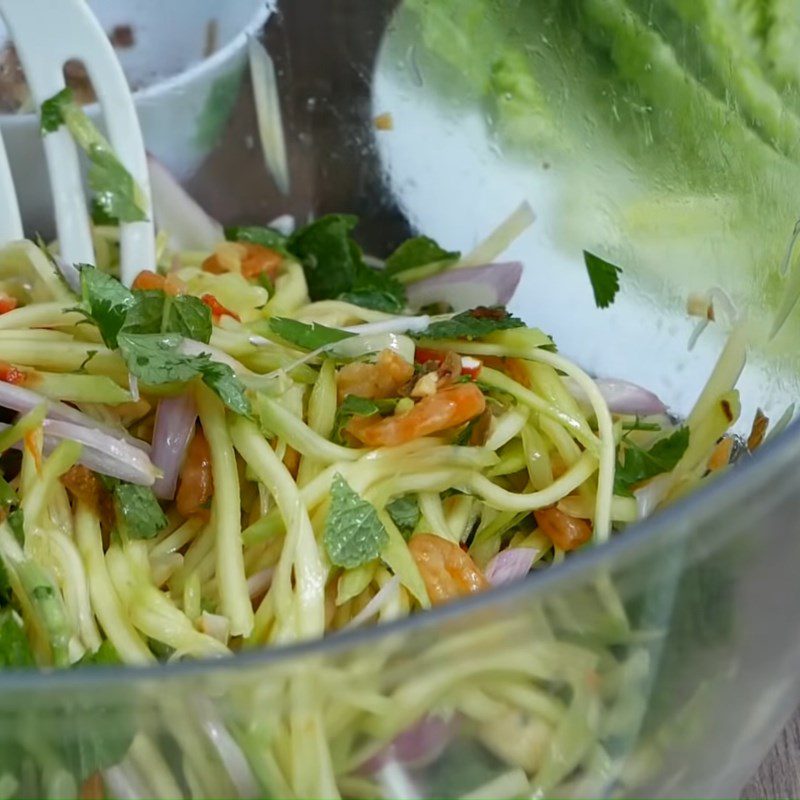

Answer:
[0,380,149,450]
[151,394,197,500]
[345,575,400,630]
[485,548,538,586]
[406,262,523,312]
[567,378,667,417]
[247,567,275,599]
[362,715,460,773]
[147,155,223,251]
[267,214,295,236]
[3,419,159,485]
[634,474,672,519]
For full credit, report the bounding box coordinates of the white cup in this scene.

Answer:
[0,0,271,234]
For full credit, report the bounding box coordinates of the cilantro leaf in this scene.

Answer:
[0,609,34,668]
[108,480,167,540]
[288,215,362,301]
[385,236,459,276]
[225,225,289,257]
[199,360,252,417]
[584,251,622,309]
[340,265,406,313]
[75,639,121,667]
[614,427,690,497]
[333,395,381,443]
[40,88,68,133]
[117,332,202,385]
[416,307,524,340]
[41,89,147,223]
[324,474,389,568]
[386,495,420,538]
[269,317,355,351]
[79,265,135,348]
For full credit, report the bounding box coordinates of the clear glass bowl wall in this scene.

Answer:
[3,1,800,798]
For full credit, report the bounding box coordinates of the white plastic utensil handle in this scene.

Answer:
[0,0,155,286]
[0,129,22,244]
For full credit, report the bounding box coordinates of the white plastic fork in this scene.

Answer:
[0,0,155,286]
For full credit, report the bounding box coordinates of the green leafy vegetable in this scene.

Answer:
[122,290,212,343]
[584,251,622,309]
[0,609,34,668]
[288,214,362,300]
[386,495,421,537]
[8,509,24,545]
[78,265,135,348]
[0,476,17,509]
[385,236,460,276]
[269,317,355,350]
[116,332,251,416]
[0,560,10,606]
[340,265,406,313]
[614,427,690,496]
[117,332,203,385]
[76,639,121,667]
[105,479,167,540]
[287,214,408,311]
[225,225,290,256]
[416,306,524,340]
[41,88,147,223]
[333,395,381,443]
[199,361,252,418]
[324,474,389,568]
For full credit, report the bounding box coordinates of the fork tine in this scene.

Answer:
[0,126,22,244]
[0,0,155,286]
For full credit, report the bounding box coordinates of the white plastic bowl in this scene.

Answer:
[0,0,271,234]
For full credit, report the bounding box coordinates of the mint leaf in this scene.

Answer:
[75,639,121,667]
[225,225,289,257]
[79,265,135,349]
[385,236,459,276]
[416,306,524,340]
[122,290,212,344]
[166,295,212,343]
[324,474,389,568]
[333,395,381,443]
[288,215,362,301]
[199,360,252,417]
[41,88,147,223]
[117,332,202,385]
[90,197,119,226]
[584,251,622,309]
[341,265,406,313]
[269,317,355,350]
[386,495,420,537]
[119,290,164,336]
[108,480,167,540]
[614,427,690,497]
[0,610,34,668]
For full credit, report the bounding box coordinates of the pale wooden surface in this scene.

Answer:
[743,711,800,798]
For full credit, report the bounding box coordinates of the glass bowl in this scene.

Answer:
[3,1,800,798]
